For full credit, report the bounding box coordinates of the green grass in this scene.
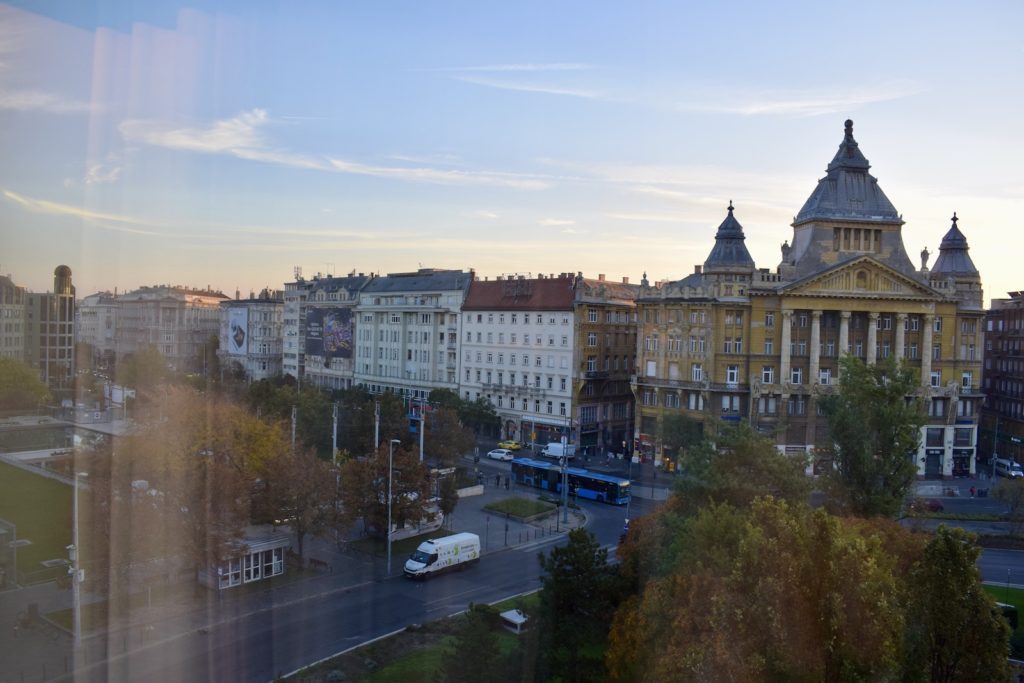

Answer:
[984,584,1024,616]
[484,497,556,519]
[361,636,455,683]
[349,530,448,559]
[0,461,72,577]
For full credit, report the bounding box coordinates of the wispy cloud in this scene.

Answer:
[0,89,93,114]
[328,157,550,189]
[540,218,575,226]
[2,189,168,234]
[560,227,586,234]
[607,212,685,223]
[121,109,550,188]
[466,210,499,219]
[677,81,925,117]
[454,75,601,99]
[438,63,593,72]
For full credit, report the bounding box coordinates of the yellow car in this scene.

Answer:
[497,440,522,451]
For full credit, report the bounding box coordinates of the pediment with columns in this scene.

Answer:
[780,257,941,301]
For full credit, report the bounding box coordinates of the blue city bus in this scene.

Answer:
[510,457,630,505]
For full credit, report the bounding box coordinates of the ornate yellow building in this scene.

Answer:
[634,120,984,477]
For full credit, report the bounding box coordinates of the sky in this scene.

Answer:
[2,1,1022,306]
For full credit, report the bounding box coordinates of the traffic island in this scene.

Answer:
[482,498,556,524]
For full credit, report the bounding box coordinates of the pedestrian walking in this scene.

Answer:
[970,486,975,498]
[504,476,509,490]
[495,473,501,487]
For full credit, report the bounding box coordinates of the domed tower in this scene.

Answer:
[703,201,756,282]
[930,213,983,310]
[53,265,74,296]
[783,119,919,281]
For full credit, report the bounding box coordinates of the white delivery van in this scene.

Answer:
[404,532,480,579]
[541,442,576,460]
[995,458,1023,479]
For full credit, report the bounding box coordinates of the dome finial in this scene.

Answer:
[727,199,734,213]
[951,211,958,225]
[844,119,854,139]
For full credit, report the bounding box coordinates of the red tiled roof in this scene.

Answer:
[463,276,574,311]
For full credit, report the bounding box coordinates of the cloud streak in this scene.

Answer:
[454,75,601,99]
[121,109,551,188]
[2,189,168,234]
[0,89,93,114]
[677,81,925,116]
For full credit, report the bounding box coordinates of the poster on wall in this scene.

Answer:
[227,307,248,355]
[305,308,353,360]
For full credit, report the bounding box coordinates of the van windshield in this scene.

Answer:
[410,550,433,564]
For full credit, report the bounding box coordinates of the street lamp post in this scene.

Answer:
[386,439,400,577]
[69,471,88,650]
[992,415,1000,480]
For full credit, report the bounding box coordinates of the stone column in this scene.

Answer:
[921,314,934,387]
[780,310,793,383]
[867,312,879,364]
[839,311,850,356]
[895,313,907,361]
[810,310,822,383]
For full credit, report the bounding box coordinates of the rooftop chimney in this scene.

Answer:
[622,277,629,284]
[598,274,605,281]
[694,265,702,274]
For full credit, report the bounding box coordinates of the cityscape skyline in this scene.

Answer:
[3,2,1022,305]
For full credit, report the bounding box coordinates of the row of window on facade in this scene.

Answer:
[643,335,977,362]
[467,369,569,391]
[641,390,979,420]
[483,395,569,416]
[466,330,571,346]
[643,310,972,334]
[467,312,572,326]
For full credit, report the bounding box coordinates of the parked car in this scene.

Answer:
[487,448,514,461]
[497,441,522,450]
[926,499,944,513]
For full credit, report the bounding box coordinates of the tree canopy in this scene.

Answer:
[337,442,432,536]
[819,354,925,517]
[0,358,50,410]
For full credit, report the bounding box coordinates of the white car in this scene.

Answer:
[487,448,514,462]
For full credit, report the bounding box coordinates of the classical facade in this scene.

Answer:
[634,120,984,477]
[980,291,1024,468]
[25,265,76,390]
[218,289,285,382]
[353,268,471,401]
[116,285,228,373]
[573,274,639,454]
[461,274,576,447]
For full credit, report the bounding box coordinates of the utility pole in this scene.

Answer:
[992,415,1000,480]
[561,435,569,524]
[332,402,339,462]
[374,401,380,450]
[387,439,400,576]
[418,399,425,463]
[291,405,297,454]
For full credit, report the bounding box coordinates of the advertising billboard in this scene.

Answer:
[227,307,248,355]
[305,308,353,360]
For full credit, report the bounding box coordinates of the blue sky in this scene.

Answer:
[2,1,1022,305]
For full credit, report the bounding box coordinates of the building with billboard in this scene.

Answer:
[302,274,371,390]
[218,289,285,382]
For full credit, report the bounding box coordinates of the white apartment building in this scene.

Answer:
[282,274,316,381]
[218,290,284,382]
[353,269,472,401]
[460,274,576,448]
[76,291,118,365]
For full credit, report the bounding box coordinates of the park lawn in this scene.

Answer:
[484,497,555,519]
[984,584,1024,632]
[362,635,455,683]
[0,461,72,579]
[349,530,444,559]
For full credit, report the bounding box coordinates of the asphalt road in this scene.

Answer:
[66,495,639,683]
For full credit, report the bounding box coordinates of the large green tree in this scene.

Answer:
[337,442,432,537]
[424,406,474,467]
[672,422,811,517]
[116,344,170,396]
[438,604,508,683]
[902,526,1011,682]
[264,448,339,561]
[819,354,925,517]
[537,528,624,683]
[993,477,1024,537]
[658,413,703,466]
[0,358,50,410]
[609,498,908,682]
